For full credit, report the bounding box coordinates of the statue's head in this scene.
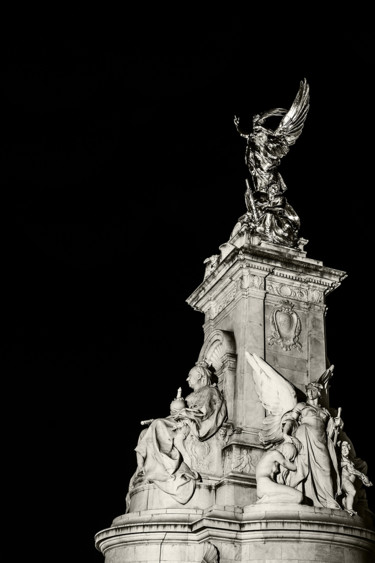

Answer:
[305,381,323,399]
[268,183,282,198]
[278,441,300,461]
[340,441,351,457]
[187,360,214,390]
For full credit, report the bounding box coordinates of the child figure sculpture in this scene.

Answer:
[340,441,373,516]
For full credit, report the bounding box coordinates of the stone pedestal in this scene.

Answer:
[185,240,347,507]
[95,504,375,562]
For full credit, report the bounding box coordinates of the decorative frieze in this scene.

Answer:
[267,279,325,303]
[240,268,263,290]
[204,270,265,320]
[224,444,263,476]
[215,281,238,317]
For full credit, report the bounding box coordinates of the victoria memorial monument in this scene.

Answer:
[95,80,375,562]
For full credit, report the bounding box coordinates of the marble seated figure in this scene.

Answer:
[127,361,227,508]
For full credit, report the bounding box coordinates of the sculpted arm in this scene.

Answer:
[234,115,250,138]
[326,409,344,441]
[282,404,303,441]
[275,450,297,472]
[343,459,373,486]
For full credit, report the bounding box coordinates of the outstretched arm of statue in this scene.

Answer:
[281,409,300,442]
[174,406,204,419]
[282,420,295,442]
[344,460,373,486]
[327,410,344,442]
[234,115,249,138]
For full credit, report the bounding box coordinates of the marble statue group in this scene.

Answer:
[96,79,375,563]
[129,353,371,517]
[247,352,372,514]
[233,79,309,248]
[126,79,372,518]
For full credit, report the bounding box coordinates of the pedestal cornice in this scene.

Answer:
[187,245,347,314]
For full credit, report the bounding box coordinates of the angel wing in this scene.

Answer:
[315,363,334,392]
[274,78,310,147]
[245,351,298,445]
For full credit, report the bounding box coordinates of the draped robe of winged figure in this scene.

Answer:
[234,79,309,247]
[246,352,343,509]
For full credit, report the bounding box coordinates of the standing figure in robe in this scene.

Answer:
[281,381,343,508]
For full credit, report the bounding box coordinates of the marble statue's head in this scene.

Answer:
[340,441,351,457]
[278,441,299,462]
[187,360,213,390]
[305,381,323,400]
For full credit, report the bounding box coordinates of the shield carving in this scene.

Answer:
[268,300,302,352]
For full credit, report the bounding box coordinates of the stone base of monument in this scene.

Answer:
[128,476,258,513]
[95,503,375,562]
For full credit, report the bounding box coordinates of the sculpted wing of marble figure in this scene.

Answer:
[246,352,343,509]
[245,352,298,445]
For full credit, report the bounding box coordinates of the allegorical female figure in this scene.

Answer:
[130,361,227,505]
[280,381,343,509]
[252,183,300,246]
[234,79,310,196]
[246,352,355,511]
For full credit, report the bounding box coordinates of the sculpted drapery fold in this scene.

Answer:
[130,362,227,505]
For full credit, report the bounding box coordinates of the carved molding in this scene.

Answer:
[201,541,219,563]
[224,445,263,476]
[198,330,236,421]
[204,270,265,321]
[240,267,264,290]
[214,282,238,317]
[268,300,302,352]
[267,280,324,303]
[185,428,228,476]
[199,329,236,371]
[186,435,211,472]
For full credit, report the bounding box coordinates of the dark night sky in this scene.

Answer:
[2,14,374,562]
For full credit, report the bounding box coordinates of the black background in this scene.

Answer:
[2,13,374,562]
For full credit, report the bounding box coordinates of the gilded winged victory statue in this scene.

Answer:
[233,79,310,248]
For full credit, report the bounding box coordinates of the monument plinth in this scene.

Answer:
[95,80,375,562]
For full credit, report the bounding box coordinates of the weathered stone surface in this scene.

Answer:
[187,244,346,436]
[95,505,375,562]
